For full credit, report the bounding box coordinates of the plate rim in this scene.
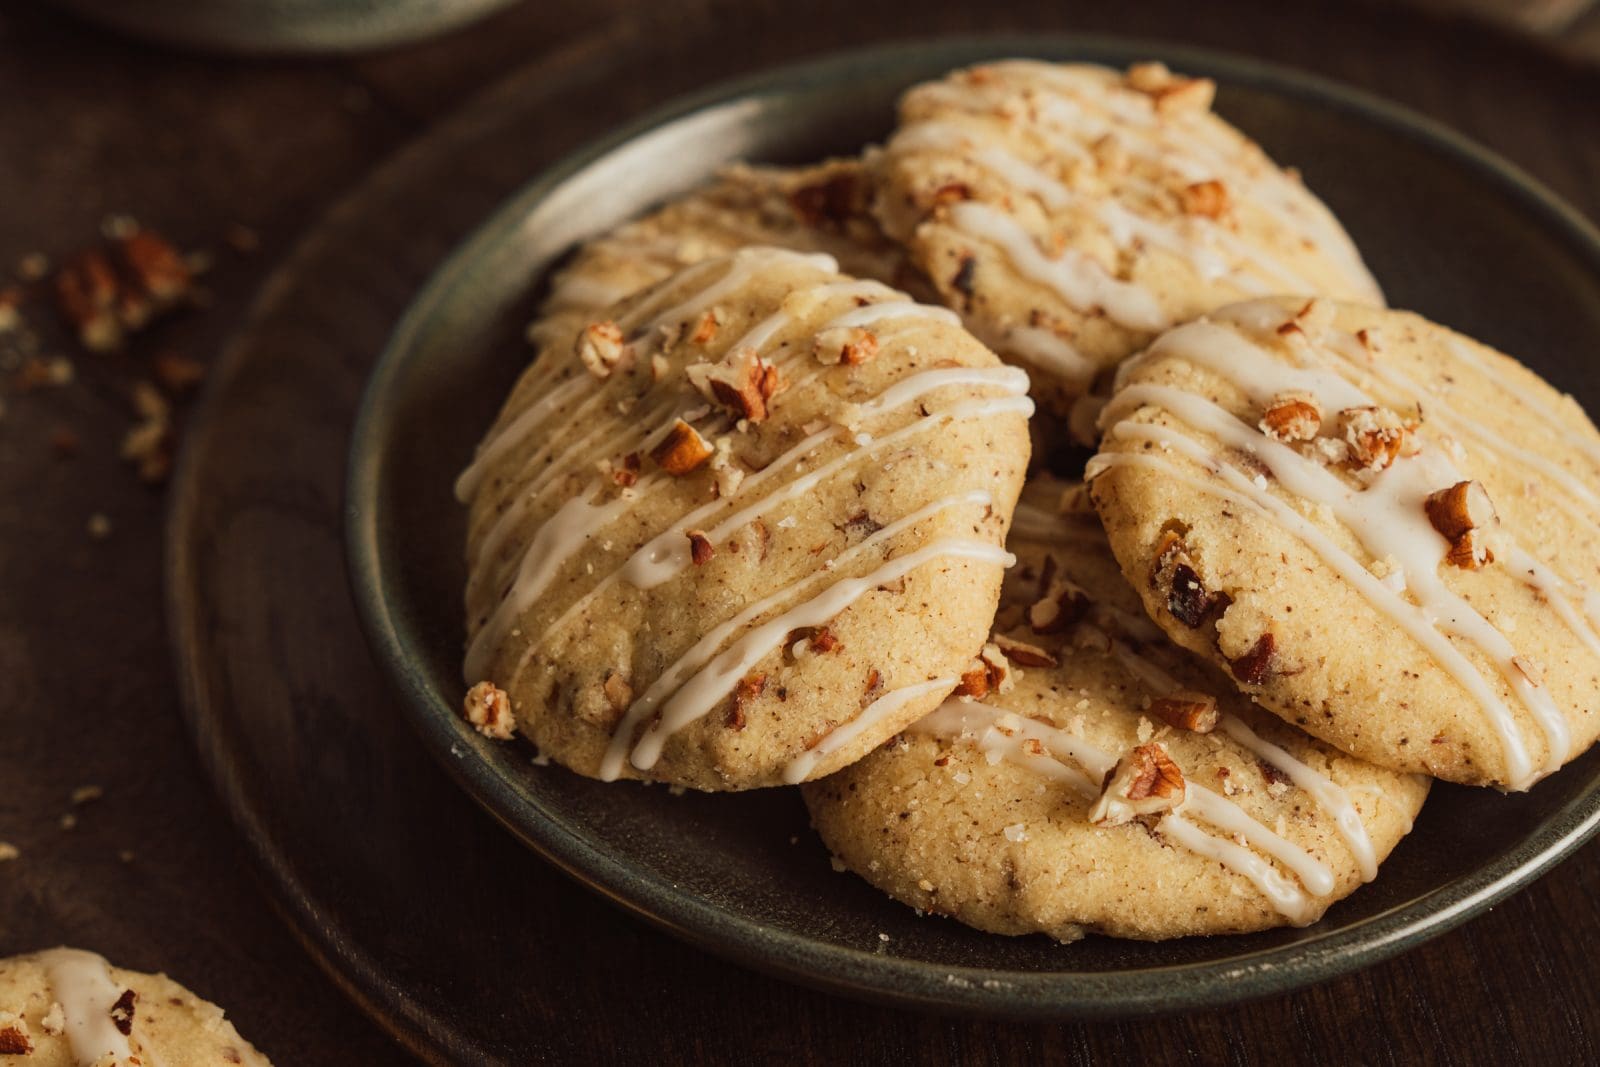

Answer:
[341,34,1600,1019]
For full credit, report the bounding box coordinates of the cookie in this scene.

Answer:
[1090,296,1600,789]
[870,60,1383,416]
[529,159,919,353]
[0,947,271,1065]
[459,247,1033,790]
[802,476,1428,941]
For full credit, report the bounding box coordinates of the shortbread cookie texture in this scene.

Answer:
[1090,296,1600,790]
[530,159,919,353]
[803,477,1427,941]
[871,60,1383,414]
[0,947,272,1065]
[459,248,1033,790]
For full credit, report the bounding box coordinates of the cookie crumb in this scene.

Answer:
[0,842,18,862]
[461,680,516,740]
[87,513,113,539]
[829,855,847,873]
[59,813,78,831]
[71,784,104,805]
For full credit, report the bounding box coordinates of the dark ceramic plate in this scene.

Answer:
[345,38,1600,1016]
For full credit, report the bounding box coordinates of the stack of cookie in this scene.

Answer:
[455,60,1600,942]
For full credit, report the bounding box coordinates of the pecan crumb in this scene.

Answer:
[1424,479,1497,572]
[1089,742,1186,826]
[689,308,721,345]
[728,673,766,730]
[1179,179,1229,219]
[1259,390,1322,443]
[1152,530,1226,628]
[0,1014,31,1055]
[602,669,633,713]
[462,680,516,740]
[109,989,137,1036]
[813,325,878,366]
[1125,62,1215,113]
[575,320,629,379]
[1338,406,1407,472]
[1147,692,1219,733]
[650,418,713,475]
[1229,633,1278,685]
[688,347,784,422]
[686,529,715,565]
[810,627,842,653]
[993,633,1057,668]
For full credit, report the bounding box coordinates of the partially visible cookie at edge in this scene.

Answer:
[459,247,1033,790]
[803,475,1428,941]
[1090,295,1600,789]
[0,947,272,1065]
[870,59,1383,417]
[530,158,925,353]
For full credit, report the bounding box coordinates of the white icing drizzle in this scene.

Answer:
[1089,432,1545,787]
[617,368,1030,591]
[1445,337,1600,472]
[1156,811,1319,924]
[626,538,1015,771]
[909,698,1326,924]
[1111,640,1378,881]
[946,201,1167,332]
[899,61,1382,319]
[1100,311,1583,785]
[599,491,993,779]
[456,373,590,501]
[781,677,956,784]
[1218,716,1378,881]
[43,949,135,1066]
[627,248,838,336]
[464,255,1025,683]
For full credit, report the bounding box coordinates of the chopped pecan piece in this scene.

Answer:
[931,181,973,207]
[689,308,720,345]
[688,347,783,422]
[153,350,206,393]
[462,680,515,740]
[610,452,641,487]
[602,670,633,712]
[1148,692,1220,734]
[575,320,629,379]
[1259,390,1322,443]
[118,228,191,305]
[109,989,136,1036]
[954,643,1011,699]
[1152,530,1225,628]
[809,627,842,654]
[728,673,766,730]
[0,1016,30,1055]
[1425,479,1498,570]
[1424,479,1495,541]
[1444,528,1494,570]
[1125,62,1215,113]
[1179,179,1229,219]
[1229,633,1278,685]
[1338,406,1407,471]
[686,529,715,566]
[1088,743,1186,826]
[55,248,122,352]
[993,633,1058,668]
[813,325,878,366]
[650,418,713,474]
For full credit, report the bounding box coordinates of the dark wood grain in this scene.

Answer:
[1,1,1598,1064]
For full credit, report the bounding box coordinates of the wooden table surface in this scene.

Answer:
[1,1,1598,1063]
